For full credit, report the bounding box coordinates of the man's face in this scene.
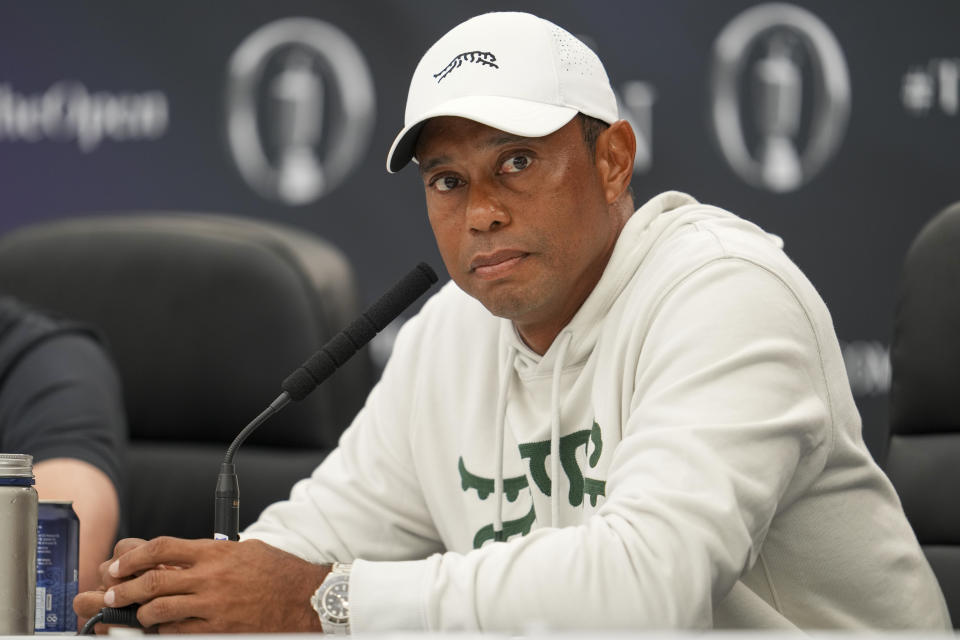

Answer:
[416,116,624,348]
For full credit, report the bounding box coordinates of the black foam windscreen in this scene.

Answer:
[282,262,438,401]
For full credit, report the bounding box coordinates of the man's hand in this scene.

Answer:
[73,536,330,633]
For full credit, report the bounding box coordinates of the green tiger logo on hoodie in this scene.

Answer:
[459,421,606,548]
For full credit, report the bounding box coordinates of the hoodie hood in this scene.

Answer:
[503,191,704,374]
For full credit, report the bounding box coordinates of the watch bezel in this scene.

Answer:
[316,577,349,624]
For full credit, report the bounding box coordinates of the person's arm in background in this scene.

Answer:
[34,458,119,593]
[0,330,126,594]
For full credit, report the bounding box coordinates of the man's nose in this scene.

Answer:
[465,183,510,233]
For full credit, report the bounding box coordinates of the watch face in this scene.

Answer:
[320,580,349,624]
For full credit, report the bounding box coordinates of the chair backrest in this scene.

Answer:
[0,213,375,539]
[887,201,960,626]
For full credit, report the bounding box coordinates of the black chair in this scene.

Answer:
[887,201,960,627]
[0,213,375,540]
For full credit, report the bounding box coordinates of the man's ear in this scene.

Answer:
[595,120,636,205]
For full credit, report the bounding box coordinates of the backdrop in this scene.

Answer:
[2,0,958,458]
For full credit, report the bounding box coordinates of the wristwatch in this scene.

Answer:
[311,562,352,634]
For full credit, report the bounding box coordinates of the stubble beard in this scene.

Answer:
[471,272,553,323]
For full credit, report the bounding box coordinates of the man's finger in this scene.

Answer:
[110,537,209,579]
[137,595,205,629]
[73,589,106,619]
[98,557,123,588]
[98,538,149,588]
[105,565,193,608]
[113,537,147,557]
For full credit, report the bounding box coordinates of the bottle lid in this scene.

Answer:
[0,453,35,478]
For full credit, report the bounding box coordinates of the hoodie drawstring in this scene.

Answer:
[549,331,573,526]
[492,345,517,542]
[492,330,572,540]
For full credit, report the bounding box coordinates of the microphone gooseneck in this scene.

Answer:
[213,262,439,541]
[214,393,290,540]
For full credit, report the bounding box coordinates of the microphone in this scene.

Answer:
[282,261,438,401]
[213,262,439,540]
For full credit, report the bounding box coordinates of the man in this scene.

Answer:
[75,12,950,632]
[0,296,124,594]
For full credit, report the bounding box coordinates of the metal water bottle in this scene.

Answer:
[0,453,38,635]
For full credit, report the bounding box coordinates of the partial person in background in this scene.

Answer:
[0,296,124,593]
[75,11,950,633]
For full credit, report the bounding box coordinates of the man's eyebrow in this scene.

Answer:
[419,155,451,175]
[418,133,533,175]
[484,133,528,148]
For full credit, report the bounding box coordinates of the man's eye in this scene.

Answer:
[500,154,530,174]
[433,176,461,192]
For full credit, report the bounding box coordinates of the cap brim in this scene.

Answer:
[386,96,579,173]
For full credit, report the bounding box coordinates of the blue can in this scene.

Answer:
[34,500,79,634]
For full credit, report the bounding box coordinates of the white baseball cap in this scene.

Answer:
[386,12,619,173]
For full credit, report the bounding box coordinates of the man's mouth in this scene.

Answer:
[470,250,529,279]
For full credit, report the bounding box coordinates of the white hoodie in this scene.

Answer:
[243,192,950,632]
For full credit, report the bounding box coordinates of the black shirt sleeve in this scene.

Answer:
[0,332,126,492]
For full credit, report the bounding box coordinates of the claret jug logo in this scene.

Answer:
[710,3,850,193]
[433,51,499,83]
[225,18,376,206]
